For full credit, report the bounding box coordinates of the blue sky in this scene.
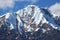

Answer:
[0,0,60,15]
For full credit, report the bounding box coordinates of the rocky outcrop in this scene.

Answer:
[55,16,60,25]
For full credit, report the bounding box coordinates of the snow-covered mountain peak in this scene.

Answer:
[0,13,10,28]
[16,5,52,32]
[0,5,60,40]
[0,5,60,32]
[16,5,60,32]
[0,13,10,19]
[25,5,40,9]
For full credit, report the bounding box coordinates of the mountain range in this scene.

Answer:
[0,5,60,40]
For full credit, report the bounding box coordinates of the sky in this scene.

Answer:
[0,0,60,15]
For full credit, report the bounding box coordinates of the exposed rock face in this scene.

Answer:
[22,23,60,40]
[0,5,60,40]
[0,16,5,28]
[55,16,60,25]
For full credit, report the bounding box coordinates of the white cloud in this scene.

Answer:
[0,0,15,9]
[0,0,39,9]
[49,3,60,17]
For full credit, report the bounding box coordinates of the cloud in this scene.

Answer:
[0,0,15,9]
[49,3,60,16]
[0,0,39,9]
